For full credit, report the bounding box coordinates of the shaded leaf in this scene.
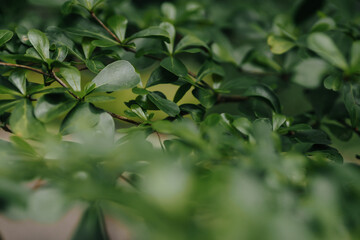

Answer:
[34,93,78,122]
[0,30,14,47]
[160,57,188,77]
[71,204,109,240]
[9,69,27,95]
[244,84,281,113]
[126,26,170,43]
[146,67,178,88]
[148,92,180,117]
[107,15,128,42]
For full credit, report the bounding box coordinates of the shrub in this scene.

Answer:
[0,0,360,239]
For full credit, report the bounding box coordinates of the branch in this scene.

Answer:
[107,111,141,125]
[0,61,50,76]
[90,11,122,43]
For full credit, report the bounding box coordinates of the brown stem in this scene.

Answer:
[90,11,122,43]
[0,61,50,77]
[107,111,141,125]
[51,71,80,100]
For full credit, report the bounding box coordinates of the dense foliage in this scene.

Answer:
[0,0,360,239]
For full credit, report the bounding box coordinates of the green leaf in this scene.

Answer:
[148,92,180,117]
[272,113,286,131]
[197,61,225,81]
[0,100,19,114]
[126,26,170,43]
[91,60,141,92]
[47,27,85,61]
[324,73,342,91]
[34,93,78,122]
[174,83,192,103]
[192,87,216,109]
[107,15,128,42]
[85,59,105,74]
[307,32,348,71]
[9,99,45,138]
[67,28,118,45]
[160,22,175,54]
[311,17,336,32]
[292,58,328,89]
[179,104,205,122]
[71,205,109,240]
[9,69,27,95]
[175,35,209,54]
[294,129,331,145]
[28,29,50,61]
[307,145,343,163]
[82,38,96,59]
[267,35,296,55]
[244,84,281,113]
[350,41,360,74]
[0,30,14,47]
[0,78,24,96]
[146,67,178,88]
[52,45,68,62]
[325,123,353,141]
[59,66,82,92]
[211,42,236,64]
[77,0,104,11]
[129,104,148,121]
[160,57,188,77]
[60,102,101,135]
[343,82,360,128]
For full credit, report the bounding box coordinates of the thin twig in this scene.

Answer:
[107,111,141,125]
[51,70,80,100]
[90,11,122,43]
[0,61,50,76]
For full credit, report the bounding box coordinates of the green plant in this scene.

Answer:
[0,0,360,239]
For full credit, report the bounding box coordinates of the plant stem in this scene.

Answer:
[107,111,141,125]
[90,11,122,43]
[51,70,80,100]
[0,61,50,76]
